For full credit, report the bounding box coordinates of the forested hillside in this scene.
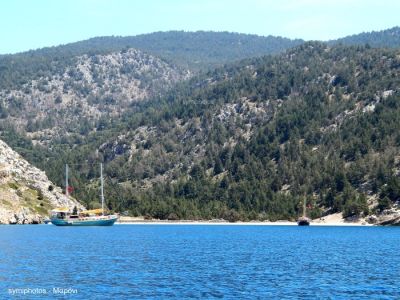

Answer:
[4,42,399,221]
[0,48,189,141]
[0,31,302,143]
[331,26,400,48]
[76,31,304,70]
[0,31,302,91]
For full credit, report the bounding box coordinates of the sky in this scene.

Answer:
[1,0,399,54]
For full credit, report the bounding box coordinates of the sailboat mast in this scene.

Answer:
[303,197,307,217]
[100,163,104,216]
[65,164,69,197]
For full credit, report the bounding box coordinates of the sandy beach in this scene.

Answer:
[116,213,372,226]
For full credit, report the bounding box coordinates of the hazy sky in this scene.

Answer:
[1,0,399,54]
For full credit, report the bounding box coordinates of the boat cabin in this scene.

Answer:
[50,207,70,220]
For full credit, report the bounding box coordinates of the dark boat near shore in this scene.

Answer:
[297,198,310,226]
[297,216,310,226]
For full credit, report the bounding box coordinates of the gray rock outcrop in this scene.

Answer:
[0,139,83,224]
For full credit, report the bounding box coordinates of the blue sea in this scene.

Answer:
[0,225,399,299]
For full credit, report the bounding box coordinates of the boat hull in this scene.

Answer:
[297,220,310,226]
[297,217,310,226]
[51,216,118,226]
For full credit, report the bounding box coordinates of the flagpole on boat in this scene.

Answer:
[100,163,105,216]
[65,164,69,197]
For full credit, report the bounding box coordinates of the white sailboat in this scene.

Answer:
[50,163,118,226]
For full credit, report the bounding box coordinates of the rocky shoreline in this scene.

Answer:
[0,208,43,224]
[367,210,400,226]
[0,139,83,224]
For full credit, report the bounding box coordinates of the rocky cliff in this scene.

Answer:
[0,139,82,224]
[367,207,400,225]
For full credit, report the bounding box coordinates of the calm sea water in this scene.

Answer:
[0,225,399,299]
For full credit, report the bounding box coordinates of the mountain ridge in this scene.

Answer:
[331,26,400,48]
[0,48,189,142]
